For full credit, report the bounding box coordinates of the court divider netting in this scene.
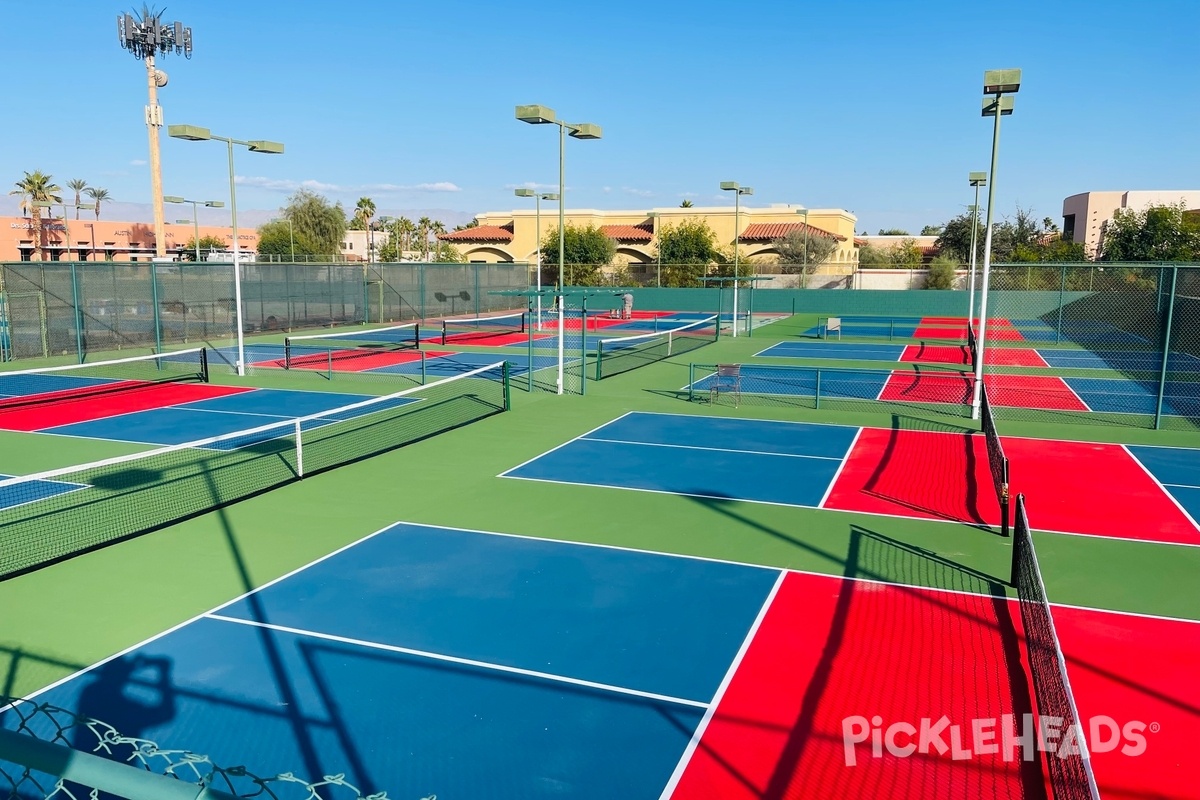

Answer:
[283,323,420,370]
[0,359,510,580]
[594,315,718,380]
[980,381,1011,536]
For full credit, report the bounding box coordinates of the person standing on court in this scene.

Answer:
[622,292,634,320]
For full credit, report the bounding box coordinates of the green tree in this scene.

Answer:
[182,235,227,260]
[10,170,62,262]
[1100,202,1200,261]
[857,243,890,266]
[539,223,616,286]
[84,187,110,219]
[772,229,838,286]
[431,242,464,263]
[256,219,320,261]
[280,189,346,257]
[65,178,89,218]
[416,216,433,259]
[679,199,693,208]
[889,237,924,268]
[920,224,944,236]
[925,254,958,289]
[877,228,910,235]
[653,218,722,287]
[934,211,981,263]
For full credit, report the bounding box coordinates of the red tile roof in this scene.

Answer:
[601,224,653,242]
[739,222,845,242]
[854,237,867,247]
[438,223,513,242]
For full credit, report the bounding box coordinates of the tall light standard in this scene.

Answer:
[116,8,192,259]
[167,124,284,376]
[33,200,94,260]
[971,69,1020,420]
[966,173,987,330]
[515,188,558,329]
[515,105,602,395]
[164,195,225,262]
[647,211,663,288]
[795,208,812,287]
[720,182,753,337]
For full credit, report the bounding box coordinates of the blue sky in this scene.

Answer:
[2,0,1197,233]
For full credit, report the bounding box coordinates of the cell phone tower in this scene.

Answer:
[117,6,192,258]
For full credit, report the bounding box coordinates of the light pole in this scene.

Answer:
[966,173,987,331]
[164,195,225,262]
[117,9,192,259]
[971,69,1020,420]
[515,104,602,395]
[84,222,97,261]
[720,182,753,337]
[168,125,284,376]
[515,188,559,329]
[648,211,663,288]
[33,200,94,260]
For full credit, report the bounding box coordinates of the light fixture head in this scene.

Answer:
[981,96,1015,117]
[569,123,602,140]
[516,104,556,124]
[163,195,185,203]
[719,181,739,191]
[983,68,1021,94]
[969,172,987,186]
[168,124,211,141]
[247,140,284,154]
[540,193,560,201]
[205,201,225,208]
[514,188,535,197]
[738,187,754,196]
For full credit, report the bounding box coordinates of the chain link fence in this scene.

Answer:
[0,261,529,363]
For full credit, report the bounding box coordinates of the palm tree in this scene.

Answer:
[10,171,62,262]
[355,196,376,260]
[397,217,416,256]
[417,216,432,260]
[85,187,110,219]
[66,179,89,218]
[679,199,694,208]
[430,220,447,261]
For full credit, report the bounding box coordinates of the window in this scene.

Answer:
[1062,214,1076,242]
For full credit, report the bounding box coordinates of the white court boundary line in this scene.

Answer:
[818,426,864,509]
[1121,444,1200,534]
[579,436,845,462]
[656,571,786,799]
[205,614,708,709]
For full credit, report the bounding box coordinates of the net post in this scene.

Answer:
[1009,497,1021,587]
[688,363,695,402]
[503,360,511,411]
[580,304,587,396]
[199,347,209,383]
[295,419,304,477]
[527,310,534,392]
[441,320,448,346]
[327,349,333,381]
[421,350,427,386]
[595,341,603,382]
[667,330,674,357]
[815,368,822,409]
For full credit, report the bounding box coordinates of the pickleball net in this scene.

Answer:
[284,323,420,369]
[0,348,209,410]
[441,312,526,344]
[967,324,979,369]
[595,315,718,380]
[1011,494,1102,800]
[0,361,509,579]
[980,380,1011,536]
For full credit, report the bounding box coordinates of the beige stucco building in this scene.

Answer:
[1062,190,1200,258]
[437,205,858,278]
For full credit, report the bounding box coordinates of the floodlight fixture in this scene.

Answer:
[982,96,1015,117]
[969,172,987,186]
[168,124,211,141]
[514,188,535,197]
[983,69,1021,94]
[516,104,556,124]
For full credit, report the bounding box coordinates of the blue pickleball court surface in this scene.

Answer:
[0,474,87,512]
[4,523,779,800]
[1127,445,1200,525]
[755,341,908,361]
[502,411,860,508]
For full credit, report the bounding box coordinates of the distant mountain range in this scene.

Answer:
[0,197,476,229]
